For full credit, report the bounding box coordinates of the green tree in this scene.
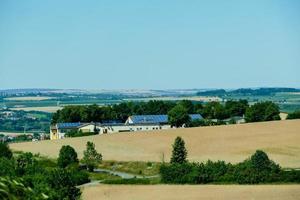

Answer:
[82,141,102,172]
[170,137,187,164]
[168,104,191,127]
[225,100,249,117]
[0,142,13,159]
[201,102,229,120]
[245,101,280,122]
[250,150,271,171]
[178,100,195,113]
[57,145,79,168]
[47,168,81,200]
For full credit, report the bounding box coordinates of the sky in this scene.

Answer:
[0,0,299,90]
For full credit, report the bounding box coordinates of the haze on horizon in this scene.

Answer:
[0,0,299,90]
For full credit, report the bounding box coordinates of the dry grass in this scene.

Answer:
[10,120,300,168]
[4,96,54,101]
[82,185,300,200]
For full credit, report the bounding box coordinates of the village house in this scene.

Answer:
[50,114,203,140]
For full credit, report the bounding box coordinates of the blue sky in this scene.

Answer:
[0,0,299,89]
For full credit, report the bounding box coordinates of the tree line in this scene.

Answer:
[160,137,300,184]
[52,99,281,125]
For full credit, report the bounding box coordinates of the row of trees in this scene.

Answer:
[51,100,281,127]
[0,141,102,199]
[160,137,300,184]
[51,100,250,123]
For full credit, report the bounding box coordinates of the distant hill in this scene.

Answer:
[197,88,300,97]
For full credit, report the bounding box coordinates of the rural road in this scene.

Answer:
[94,168,160,179]
[78,168,160,188]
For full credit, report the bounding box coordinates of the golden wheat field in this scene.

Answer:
[82,185,300,200]
[10,119,300,168]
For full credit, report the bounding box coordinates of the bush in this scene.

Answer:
[67,164,90,185]
[0,157,16,177]
[47,168,81,200]
[287,110,300,119]
[0,142,13,159]
[160,150,298,184]
[57,145,79,168]
[16,152,37,176]
[160,163,198,184]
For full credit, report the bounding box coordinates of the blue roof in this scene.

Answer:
[190,114,203,120]
[57,122,83,129]
[128,114,203,124]
[129,115,168,124]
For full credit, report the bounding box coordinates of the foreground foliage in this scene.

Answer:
[0,143,89,200]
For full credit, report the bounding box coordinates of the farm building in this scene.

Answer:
[50,114,203,140]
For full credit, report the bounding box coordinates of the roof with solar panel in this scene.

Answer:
[126,114,203,125]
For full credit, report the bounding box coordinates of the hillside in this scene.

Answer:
[10,119,300,168]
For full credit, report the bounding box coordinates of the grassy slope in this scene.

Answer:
[10,119,300,168]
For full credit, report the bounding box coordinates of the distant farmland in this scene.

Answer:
[10,119,300,168]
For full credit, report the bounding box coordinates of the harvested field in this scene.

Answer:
[82,185,300,200]
[11,106,62,113]
[10,120,300,168]
[4,96,54,101]
[124,96,222,102]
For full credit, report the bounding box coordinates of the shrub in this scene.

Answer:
[16,152,36,176]
[47,168,81,200]
[0,142,13,159]
[160,150,297,184]
[160,163,198,184]
[67,164,90,185]
[0,157,16,177]
[287,110,300,120]
[57,145,79,168]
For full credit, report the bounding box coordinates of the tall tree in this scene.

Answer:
[82,141,102,172]
[170,137,187,164]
